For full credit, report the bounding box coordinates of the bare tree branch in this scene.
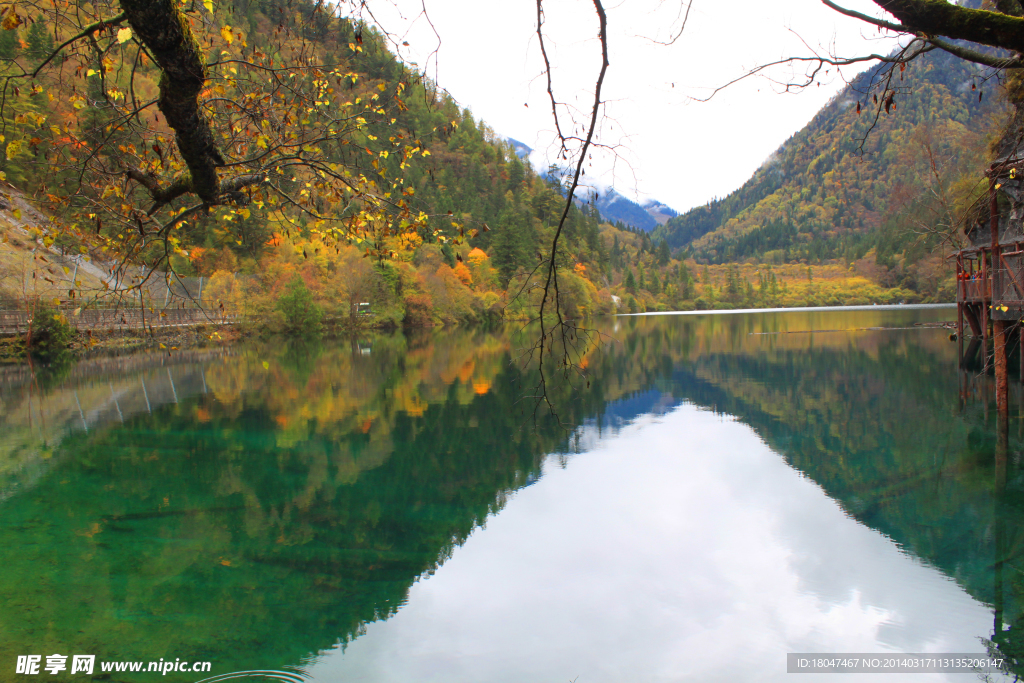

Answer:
[522,0,611,419]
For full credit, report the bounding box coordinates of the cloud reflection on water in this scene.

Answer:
[307,405,997,683]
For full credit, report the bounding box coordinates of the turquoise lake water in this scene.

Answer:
[1,305,1020,682]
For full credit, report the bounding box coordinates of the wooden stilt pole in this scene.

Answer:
[1020,323,1024,383]
[995,319,1009,419]
[958,255,965,367]
[983,249,990,372]
[995,411,1008,636]
[992,176,1007,416]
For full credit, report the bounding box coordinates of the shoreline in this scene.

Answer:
[0,303,958,367]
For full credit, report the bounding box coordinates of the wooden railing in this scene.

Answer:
[0,307,237,335]
[959,278,991,303]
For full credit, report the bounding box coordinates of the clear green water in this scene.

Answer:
[1,306,1021,681]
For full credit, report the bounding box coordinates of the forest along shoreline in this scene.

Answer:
[0,302,959,368]
[0,0,999,370]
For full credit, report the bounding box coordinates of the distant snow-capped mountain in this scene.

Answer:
[590,188,677,232]
[503,134,674,232]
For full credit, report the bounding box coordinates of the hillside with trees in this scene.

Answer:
[0,0,1012,339]
[0,0,623,332]
[654,48,1004,298]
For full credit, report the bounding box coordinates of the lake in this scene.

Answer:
[1,305,1020,682]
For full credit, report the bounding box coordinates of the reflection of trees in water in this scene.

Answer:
[277,338,325,385]
[0,326,627,678]
[620,313,1024,679]
[983,421,1024,681]
[5,309,1017,678]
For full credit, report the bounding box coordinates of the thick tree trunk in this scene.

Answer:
[874,0,1024,53]
[118,0,223,202]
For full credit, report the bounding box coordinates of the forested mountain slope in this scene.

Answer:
[0,0,979,323]
[0,0,617,325]
[655,50,1004,268]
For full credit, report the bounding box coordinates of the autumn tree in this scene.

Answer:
[0,0,620,414]
[0,0,440,301]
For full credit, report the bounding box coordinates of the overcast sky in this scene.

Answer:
[359,0,900,214]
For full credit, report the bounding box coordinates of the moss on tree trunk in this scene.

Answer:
[876,0,1024,53]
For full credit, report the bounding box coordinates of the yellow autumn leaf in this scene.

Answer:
[116,27,132,43]
[1,8,21,31]
[377,83,387,92]
[262,361,269,370]
[203,0,214,13]
[238,208,250,219]
[220,25,233,44]
[4,140,19,160]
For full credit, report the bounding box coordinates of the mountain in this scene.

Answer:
[0,0,621,326]
[590,187,677,232]
[505,137,533,160]
[654,49,1003,273]
[0,0,982,323]
[642,199,677,226]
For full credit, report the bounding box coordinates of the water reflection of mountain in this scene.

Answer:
[0,331,618,679]
[603,313,1024,670]
[672,344,1009,608]
[586,311,1022,665]
[3,310,1020,680]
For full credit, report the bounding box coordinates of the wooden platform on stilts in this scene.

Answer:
[953,157,1024,418]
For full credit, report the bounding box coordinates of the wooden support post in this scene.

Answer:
[989,177,1001,375]
[995,318,1009,419]
[995,410,1008,636]
[983,249,990,372]
[958,305,965,367]
[958,255,965,366]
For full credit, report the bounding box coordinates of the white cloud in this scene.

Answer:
[357,0,900,212]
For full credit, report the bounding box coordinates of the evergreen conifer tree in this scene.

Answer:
[656,239,670,267]
[26,17,54,64]
[492,196,528,287]
[0,26,19,61]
